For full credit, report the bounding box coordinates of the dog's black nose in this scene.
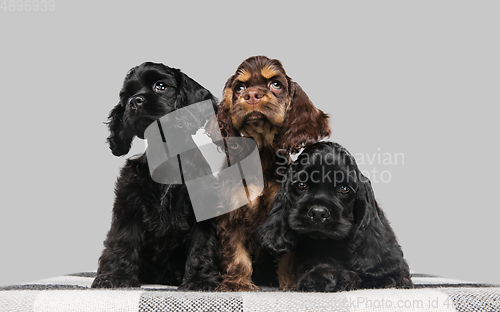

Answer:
[128,96,146,109]
[307,206,330,223]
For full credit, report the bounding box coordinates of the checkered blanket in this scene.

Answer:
[1,273,498,311]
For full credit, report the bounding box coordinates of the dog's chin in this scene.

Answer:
[244,111,266,125]
[134,118,157,139]
[232,111,264,130]
[232,100,285,129]
[133,109,174,139]
[304,230,349,241]
[290,219,352,241]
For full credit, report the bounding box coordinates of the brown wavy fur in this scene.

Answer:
[215,56,330,291]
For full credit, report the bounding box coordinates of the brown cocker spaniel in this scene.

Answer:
[214,56,331,291]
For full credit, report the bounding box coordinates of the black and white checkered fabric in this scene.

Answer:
[1,272,499,311]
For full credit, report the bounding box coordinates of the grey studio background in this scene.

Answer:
[1,1,499,287]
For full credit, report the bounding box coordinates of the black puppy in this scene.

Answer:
[257,142,413,292]
[92,62,220,290]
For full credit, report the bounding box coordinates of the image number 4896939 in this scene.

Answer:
[1,0,55,12]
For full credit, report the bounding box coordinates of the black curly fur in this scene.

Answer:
[256,142,413,292]
[92,62,220,290]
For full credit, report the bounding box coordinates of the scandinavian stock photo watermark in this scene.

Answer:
[275,148,405,185]
[345,294,453,310]
[141,99,405,221]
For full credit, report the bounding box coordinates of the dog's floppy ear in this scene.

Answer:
[351,174,388,238]
[216,75,240,139]
[179,71,218,108]
[106,66,139,156]
[173,70,220,134]
[256,173,296,255]
[349,172,410,285]
[273,82,331,154]
[106,103,134,156]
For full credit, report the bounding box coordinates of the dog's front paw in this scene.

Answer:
[216,279,261,292]
[91,275,140,288]
[179,278,220,291]
[296,266,360,292]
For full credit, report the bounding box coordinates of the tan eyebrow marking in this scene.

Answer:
[261,65,279,79]
[236,69,251,82]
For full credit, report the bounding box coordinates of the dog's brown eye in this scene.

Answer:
[339,185,350,195]
[296,182,307,191]
[154,82,168,92]
[269,81,281,91]
[235,85,245,95]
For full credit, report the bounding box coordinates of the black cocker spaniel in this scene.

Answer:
[257,142,413,292]
[91,62,220,290]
